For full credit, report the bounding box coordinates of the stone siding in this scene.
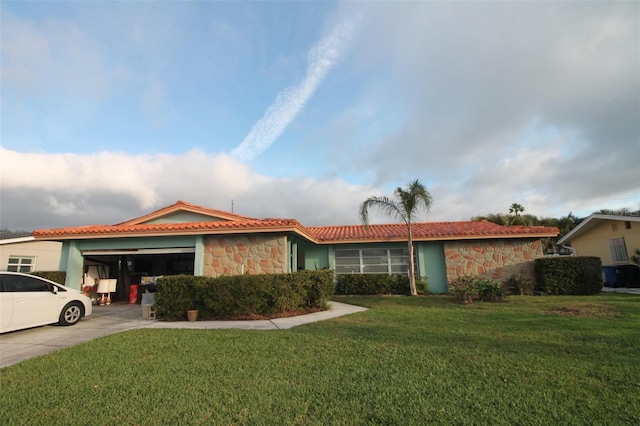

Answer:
[203,234,288,277]
[444,239,544,284]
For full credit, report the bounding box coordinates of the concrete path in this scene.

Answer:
[600,287,640,295]
[0,301,368,369]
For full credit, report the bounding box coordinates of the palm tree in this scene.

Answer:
[508,203,525,225]
[509,203,525,217]
[359,179,433,296]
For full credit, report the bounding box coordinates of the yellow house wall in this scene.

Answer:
[571,220,640,264]
[0,241,62,271]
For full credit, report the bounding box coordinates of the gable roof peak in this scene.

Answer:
[116,200,257,226]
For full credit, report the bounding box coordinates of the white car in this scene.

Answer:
[0,271,92,333]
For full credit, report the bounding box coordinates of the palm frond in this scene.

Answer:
[360,196,404,225]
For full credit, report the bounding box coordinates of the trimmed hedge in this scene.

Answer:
[335,274,428,295]
[534,256,603,295]
[30,271,66,285]
[154,270,334,321]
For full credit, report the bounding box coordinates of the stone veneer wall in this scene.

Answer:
[444,239,544,284]
[203,234,288,277]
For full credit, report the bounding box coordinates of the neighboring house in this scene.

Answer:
[558,214,640,265]
[0,237,62,272]
[32,201,558,295]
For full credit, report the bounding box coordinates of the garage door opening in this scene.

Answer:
[82,248,195,303]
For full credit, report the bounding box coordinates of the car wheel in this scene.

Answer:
[59,302,84,326]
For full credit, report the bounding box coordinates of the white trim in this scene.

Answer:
[6,255,36,272]
[0,236,35,245]
[81,247,196,256]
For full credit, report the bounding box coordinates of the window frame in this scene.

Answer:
[6,256,36,273]
[334,247,417,276]
[609,237,628,263]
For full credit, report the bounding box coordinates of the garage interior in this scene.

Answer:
[82,249,195,303]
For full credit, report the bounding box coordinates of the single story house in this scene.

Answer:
[33,201,559,297]
[557,214,640,265]
[558,214,640,287]
[0,236,62,273]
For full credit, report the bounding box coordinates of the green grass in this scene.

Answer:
[1,295,639,425]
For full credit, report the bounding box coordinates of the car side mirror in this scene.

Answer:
[51,286,58,294]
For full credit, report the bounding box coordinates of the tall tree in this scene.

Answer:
[508,203,526,225]
[359,179,433,296]
[509,203,525,216]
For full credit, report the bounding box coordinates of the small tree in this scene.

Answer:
[359,179,433,296]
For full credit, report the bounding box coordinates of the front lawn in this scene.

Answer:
[1,295,638,425]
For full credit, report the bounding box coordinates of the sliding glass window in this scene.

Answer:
[335,248,415,275]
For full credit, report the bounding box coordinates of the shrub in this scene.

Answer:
[335,274,428,295]
[503,275,535,296]
[534,257,602,295]
[154,270,334,321]
[449,275,479,304]
[31,271,66,285]
[449,275,504,303]
[476,279,505,302]
[153,275,207,320]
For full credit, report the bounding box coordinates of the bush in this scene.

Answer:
[534,257,602,295]
[449,275,479,304]
[503,275,535,296]
[335,274,428,295]
[30,271,66,285]
[154,270,334,321]
[449,275,504,304]
[477,279,505,302]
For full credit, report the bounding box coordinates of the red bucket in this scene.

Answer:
[129,284,139,304]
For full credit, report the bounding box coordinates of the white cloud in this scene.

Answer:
[0,147,378,229]
[1,144,636,231]
[1,147,161,209]
[231,18,358,160]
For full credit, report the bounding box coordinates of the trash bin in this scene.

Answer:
[129,284,139,304]
[617,264,640,288]
[141,292,155,305]
[602,266,621,288]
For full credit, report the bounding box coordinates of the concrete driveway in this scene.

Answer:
[0,304,154,368]
[0,301,367,369]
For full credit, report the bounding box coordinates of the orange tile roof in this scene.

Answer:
[33,218,310,239]
[308,221,559,243]
[32,201,559,242]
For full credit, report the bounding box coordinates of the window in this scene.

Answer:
[335,248,416,275]
[625,221,632,230]
[2,274,51,292]
[7,256,35,273]
[609,237,628,263]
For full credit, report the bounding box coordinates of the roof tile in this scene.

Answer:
[308,220,558,242]
[32,202,559,242]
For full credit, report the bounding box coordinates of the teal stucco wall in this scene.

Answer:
[416,242,448,294]
[298,241,449,293]
[300,242,330,270]
[60,242,84,289]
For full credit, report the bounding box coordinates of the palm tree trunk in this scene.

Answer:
[407,223,417,296]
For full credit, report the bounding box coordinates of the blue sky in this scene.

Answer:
[1,1,639,231]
